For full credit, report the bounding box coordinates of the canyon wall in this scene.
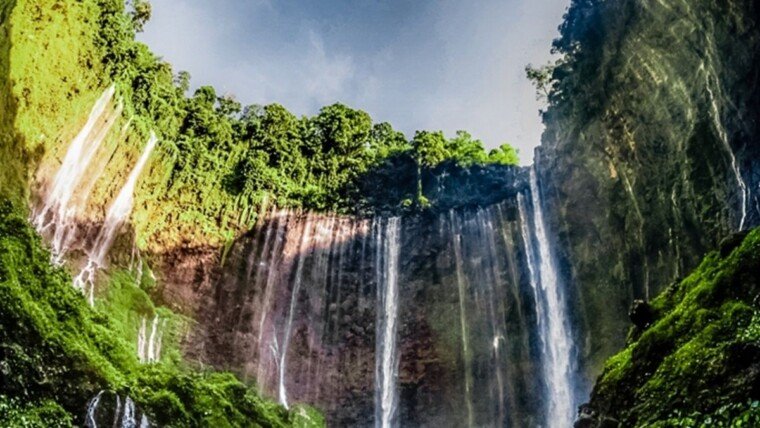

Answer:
[537,0,760,374]
[151,172,585,427]
[6,0,760,426]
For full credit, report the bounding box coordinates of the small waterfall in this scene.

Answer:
[278,214,314,409]
[85,390,105,428]
[74,133,158,304]
[122,397,136,428]
[137,315,163,363]
[84,392,149,428]
[450,212,475,428]
[703,65,749,230]
[519,168,575,426]
[33,85,122,262]
[374,217,401,428]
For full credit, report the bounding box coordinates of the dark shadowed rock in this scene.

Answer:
[720,231,751,257]
[628,300,655,329]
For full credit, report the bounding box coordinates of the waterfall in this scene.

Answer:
[519,168,575,426]
[278,214,314,409]
[476,209,508,427]
[74,132,158,304]
[122,397,136,428]
[703,64,749,230]
[84,392,150,428]
[85,390,105,428]
[375,217,401,428]
[138,315,163,363]
[33,85,122,262]
[450,212,475,428]
[137,317,146,361]
[199,202,551,425]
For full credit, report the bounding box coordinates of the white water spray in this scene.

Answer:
[74,133,158,304]
[704,66,749,230]
[375,217,401,428]
[519,168,575,426]
[85,390,105,428]
[33,86,122,262]
[278,215,314,409]
[450,213,475,428]
[122,397,136,428]
[137,315,163,363]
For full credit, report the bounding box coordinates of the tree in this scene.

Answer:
[411,130,448,204]
[488,144,520,166]
[368,122,410,162]
[131,0,152,32]
[217,94,242,118]
[446,130,488,166]
[525,62,556,103]
[174,71,191,94]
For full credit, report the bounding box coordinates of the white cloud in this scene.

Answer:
[304,31,356,107]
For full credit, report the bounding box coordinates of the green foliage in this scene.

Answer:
[0,0,23,204]
[0,199,323,426]
[445,131,488,167]
[0,396,73,428]
[488,144,520,166]
[411,130,448,168]
[129,0,152,33]
[525,62,556,103]
[588,229,760,427]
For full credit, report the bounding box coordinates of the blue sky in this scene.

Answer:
[140,0,569,165]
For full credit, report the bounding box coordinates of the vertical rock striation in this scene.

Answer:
[161,172,584,427]
[537,0,760,377]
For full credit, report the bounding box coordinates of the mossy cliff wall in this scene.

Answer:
[538,0,760,376]
[577,229,760,427]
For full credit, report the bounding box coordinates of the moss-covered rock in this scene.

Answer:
[578,228,760,427]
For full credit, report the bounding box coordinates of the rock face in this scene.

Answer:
[576,229,760,427]
[537,0,760,375]
[153,172,581,426]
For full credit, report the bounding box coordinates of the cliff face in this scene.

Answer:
[538,0,760,374]
[154,176,561,427]
[577,229,760,427]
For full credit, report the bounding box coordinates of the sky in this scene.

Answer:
[140,0,570,165]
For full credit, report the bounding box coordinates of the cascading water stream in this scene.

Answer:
[702,63,749,230]
[278,214,314,409]
[122,397,136,428]
[375,217,401,428]
[450,212,475,428]
[74,132,158,304]
[519,168,575,426]
[85,391,105,428]
[137,315,163,363]
[32,85,122,262]
[84,391,150,428]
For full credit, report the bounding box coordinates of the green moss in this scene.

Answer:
[587,229,760,427]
